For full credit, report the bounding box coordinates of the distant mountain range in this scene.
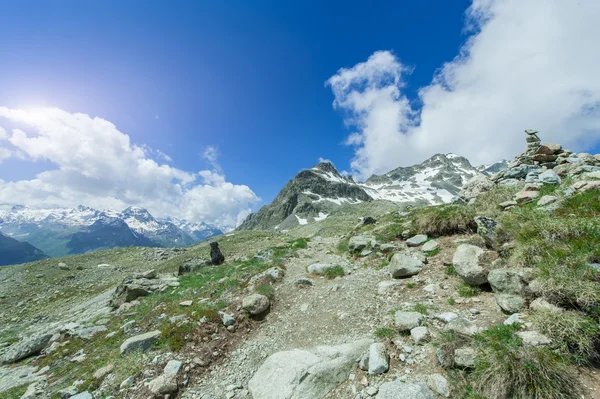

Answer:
[0,231,48,266]
[238,154,507,231]
[0,205,223,260]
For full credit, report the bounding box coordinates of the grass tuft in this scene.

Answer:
[291,238,308,249]
[410,204,476,237]
[374,327,395,339]
[255,283,276,299]
[323,265,345,279]
[458,282,481,297]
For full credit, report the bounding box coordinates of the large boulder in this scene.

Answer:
[110,271,178,309]
[242,294,270,315]
[389,253,423,278]
[120,330,161,356]
[248,339,373,399]
[487,268,524,295]
[376,380,435,399]
[349,235,374,253]
[460,174,495,202]
[452,244,489,285]
[0,334,53,364]
[538,170,561,185]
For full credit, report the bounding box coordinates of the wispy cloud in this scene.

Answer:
[0,107,259,229]
[328,0,600,180]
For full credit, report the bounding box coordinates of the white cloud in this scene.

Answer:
[327,0,600,180]
[0,126,7,140]
[0,107,260,229]
[0,147,10,163]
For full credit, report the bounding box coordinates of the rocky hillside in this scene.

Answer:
[239,154,486,231]
[0,130,599,399]
[0,232,48,266]
[0,205,222,258]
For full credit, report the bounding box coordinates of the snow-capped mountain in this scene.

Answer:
[0,204,223,258]
[476,160,509,175]
[238,153,484,231]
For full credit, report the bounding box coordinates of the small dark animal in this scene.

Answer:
[210,242,225,265]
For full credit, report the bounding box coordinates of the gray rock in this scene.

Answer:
[537,195,558,207]
[394,311,424,332]
[242,294,270,315]
[367,343,389,376]
[93,364,113,380]
[495,293,524,314]
[407,235,428,247]
[148,374,178,395]
[517,331,552,346]
[452,244,489,285]
[460,174,495,201]
[0,365,45,394]
[427,374,450,397]
[445,317,478,336]
[410,327,430,345]
[432,312,458,323]
[529,298,563,313]
[120,330,161,356]
[487,268,524,295]
[376,380,435,399]
[248,339,373,399]
[389,253,423,278]
[70,393,92,399]
[538,170,561,185]
[0,334,52,364]
[295,277,315,286]
[164,359,183,377]
[504,313,524,325]
[218,311,235,327]
[380,244,402,253]
[474,216,503,250]
[454,347,476,368]
[71,326,108,340]
[377,281,402,295]
[515,190,539,203]
[119,376,135,389]
[57,386,79,398]
[307,263,341,275]
[499,200,518,209]
[421,240,439,252]
[349,236,371,253]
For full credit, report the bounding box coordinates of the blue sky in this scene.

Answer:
[0,0,599,228]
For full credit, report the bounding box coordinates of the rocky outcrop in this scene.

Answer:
[110,271,179,309]
[119,330,161,356]
[248,339,373,399]
[0,334,53,364]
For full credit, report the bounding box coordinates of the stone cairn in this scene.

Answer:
[525,128,541,154]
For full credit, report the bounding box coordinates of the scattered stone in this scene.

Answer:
[120,330,161,356]
[376,380,435,399]
[242,294,270,315]
[452,244,489,285]
[180,300,193,307]
[504,313,524,325]
[178,257,211,276]
[421,240,438,252]
[538,169,561,185]
[218,311,235,327]
[367,343,389,376]
[427,374,450,397]
[394,311,424,332]
[377,281,402,295]
[70,393,92,399]
[0,334,52,364]
[307,263,342,275]
[499,200,518,209]
[454,347,476,368]
[495,293,524,314]
[432,312,458,323]
[110,272,177,309]
[248,339,373,399]
[389,253,423,278]
[380,243,402,253]
[517,331,552,346]
[410,327,430,345]
[529,298,563,313]
[460,174,495,202]
[294,277,314,286]
[537,195,558,207]
[515,190,539,203]
[360,249,373,257]
[120,376,135,389]
[349,235,373,253]
[407,234,428,247]
[474,216,503,250]
[487,268,524,295]
[445,317,478,336]
[93,364,113,381]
